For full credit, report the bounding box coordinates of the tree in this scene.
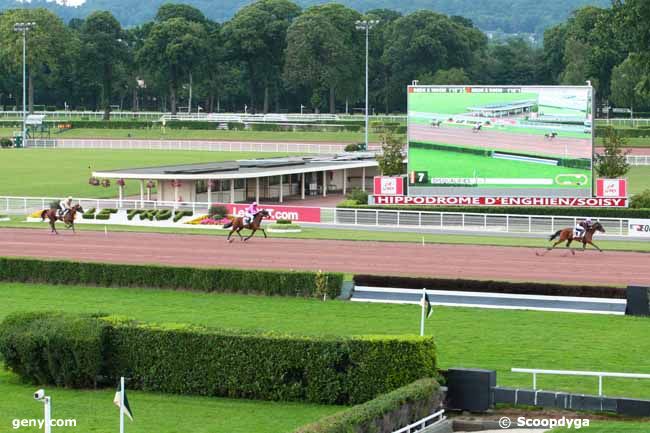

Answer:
[137,17,207,115]
[79,11,128,120]
[418,68,469,85]
[155,3,206,23]
[610,56,650,117]
[223,0,300,113]
[594,126,630,178]
[0,8,79,112]
[284,4,362,114]
[376,130,404,176]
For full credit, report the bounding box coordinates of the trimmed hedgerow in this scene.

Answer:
[0,313,437,405]
[82,208,96,219]
[0,257,343,299]
[354,274,626,299]
[338,202,650,218]
[173,210,193,222]
[105,319,436,404]
[293,378,441,433]
[0,312,108,388]
[155,209,172,221]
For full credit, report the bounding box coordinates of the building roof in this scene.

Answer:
[93,154,379,180]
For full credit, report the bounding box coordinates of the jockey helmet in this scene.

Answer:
[67,196,73,201]
[585,217,592,224]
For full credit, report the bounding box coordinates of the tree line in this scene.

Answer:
[0,0,648,118]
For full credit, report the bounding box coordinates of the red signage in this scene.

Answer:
[596,179,627,197]
[373,195,628,207]
[214,203,321,223]
[373,176,404,196]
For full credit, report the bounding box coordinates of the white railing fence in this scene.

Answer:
[392,409,446,433]
[626,155,650,166]
[512,368,650,397]
[2,196,634,236]
[24,139,381,154]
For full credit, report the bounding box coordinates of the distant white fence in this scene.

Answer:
[627,155,650,166]
[24,139,380,154]
[2,196,636,237]
[512,368,650,396]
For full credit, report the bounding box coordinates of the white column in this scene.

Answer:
[230,179,235,203]
[279,176,284,203]
[256,177,260,203]
[119,185,124,207]
[207,179,212,204]
[343,168,347,195]
[301,172,305,199]
[322,170,327,197]
[362,167,366,191]
[139,180,144,207]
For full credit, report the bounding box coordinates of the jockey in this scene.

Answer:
[575,217,593,238]
[244,201,259,225]
[59,196,73,218]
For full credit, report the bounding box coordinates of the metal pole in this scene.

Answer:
[44,396,51,433]
[364,24,369,151]
[420,288,426,336]
[120,376,125,433]
[22,28,27,143]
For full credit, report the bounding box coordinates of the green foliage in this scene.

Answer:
[155,210,172,221]
[293,378,441,433]
[82,208,96,219]
[276,219,292,224]
[346,188,369,205]
[269,223,301,230]
[67,120,153,129]
[344,143,364,152]
[0,312,108,388]
[595,126,631,178]
[173,210,193,222]
[376,130,405,176]
[0,257,344,299]
[127,209,144,220]
[338,202,650,217]
[630,189,650,209]
[0,312,436,405]
[0,138,12,148]
[208,205,229,219]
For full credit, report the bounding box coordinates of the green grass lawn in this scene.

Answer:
[550,421,650,432]
[597,136,650,147]
[407,146,591,190]
[628,166,650,195]
[2,282,650,399]
[0,127,380,143]
[0,149,293,198]
[3,219,650,256]
[0,365,339,433]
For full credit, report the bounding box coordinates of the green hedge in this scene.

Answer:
[410,141,491,157]
[595,126,650,138]
[0,257,343,299]
[0,312,108,388]
[155,210,172,221]
[293,378,441,433]
[173,210,193,222]
[340,202,650,218]
[82,208,96,220]
[0,313,437,405]
[67,120,153,129]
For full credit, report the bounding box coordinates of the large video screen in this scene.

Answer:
[407,86,593,197]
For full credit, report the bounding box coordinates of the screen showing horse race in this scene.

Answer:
[407,85,594,197]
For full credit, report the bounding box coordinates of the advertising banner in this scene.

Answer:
[373,195,628,207]
[214,203,321,223]
[596,179,627,197]
[407,85,594,197]
[628,219,650,237]
[373,176,405,196]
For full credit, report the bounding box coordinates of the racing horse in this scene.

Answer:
[537,221,606,256]
[223,209,270,243]
[472,123,482,133]
[40,204,84,234]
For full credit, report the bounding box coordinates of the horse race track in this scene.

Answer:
[1,228,648,286]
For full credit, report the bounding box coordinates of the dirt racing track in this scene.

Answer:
[410,124,592,159]
[0,229,648,286]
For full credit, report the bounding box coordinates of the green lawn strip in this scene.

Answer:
[409,92,539,115]
[0,149,294,198]
[627,166,650,195]
[2,282,649,399]
[410,118,588,139]
[0,366,339,433]
[550,421,650,432]
[3,217,649,254]
[596,136,650,147]
[407,146,591,190]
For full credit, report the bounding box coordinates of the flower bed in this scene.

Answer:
[186,215,231,226]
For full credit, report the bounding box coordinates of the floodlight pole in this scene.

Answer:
[14,22,35,146]
[356,19,379,151]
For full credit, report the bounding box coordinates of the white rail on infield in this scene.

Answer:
[1,195,635,236]
[511,368,650,396]
[391,409,446,433]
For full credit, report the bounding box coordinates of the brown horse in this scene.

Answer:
[223,209,270,242]
[40,204,84,234]
[537,221,606,256]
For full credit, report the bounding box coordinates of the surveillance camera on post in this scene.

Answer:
[34,389,45,401]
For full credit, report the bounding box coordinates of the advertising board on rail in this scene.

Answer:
[407,85,594,198]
